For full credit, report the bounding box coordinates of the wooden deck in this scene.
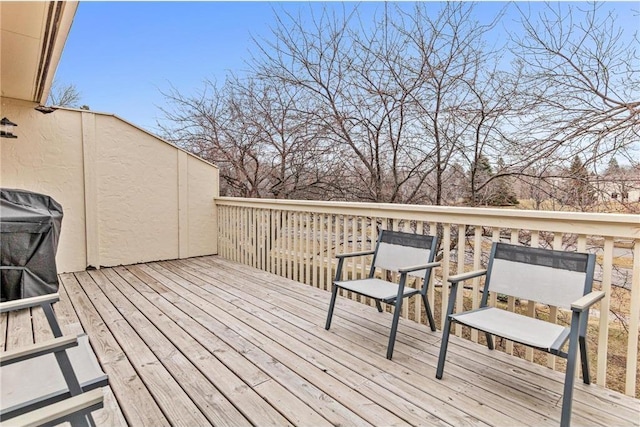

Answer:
[2,256,638,426]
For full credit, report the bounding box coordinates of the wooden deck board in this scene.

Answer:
[3,255,638,427]
[161,259,497,427]
[142,262,379,427]
[183,261,538,424]
[206,255,640,424]
[130,262,337,426]
[60,273,169,427]
[55,277,128,427]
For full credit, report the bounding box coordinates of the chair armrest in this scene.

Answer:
[6,388,104,427]
[0,293,60,313]
[571,291,605,312]
[0,335,79,366]
[398,261,441,274]
[335,250,375,259]
[447,269,487,283]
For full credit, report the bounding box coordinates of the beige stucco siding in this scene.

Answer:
[187,154,219,257]
[0,100,88,272]
[94,114,181,266]
[1,98,219,273]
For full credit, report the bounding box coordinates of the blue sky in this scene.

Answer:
[53,2,638,134]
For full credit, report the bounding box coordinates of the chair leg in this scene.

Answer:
[375,300,383,312]
[436,315,453,379]
[579,336,590,384]
[325,285,339,330]
[485,332,494,350]
[43,302,64,337]
[421,294,436,331]
[54,349,83,396]
[560,312,582,427]
[69,412,96,427]
[386,298,404,359]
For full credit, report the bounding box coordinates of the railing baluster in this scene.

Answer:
[262,209,268,271]
[312,213,319,288]
[402,220,411,320]
[428,222,437,321]
[218,206,224,258]
[233,206,238,263]
[229,206,232,260]
[305,212,311,286]
[252,208,258,268]
[626,240,640,396]
[506,229,519,355]
[441,223,451,330]
[368,217,378,307]
[336,214,342,292]
[574,234,588,376]
[276,210,282,277]
[332,215,339,297]
[292,212,299,282]
[319,213,326,291]
[245,207,250,267]
[471,226,482,343]
[597,237,614,386]
[490,228,500,309]
[241,206,245,264]
[270,210,276,275]
[525,230,540,362]
[455,225,466,337]
[242,207,248,265]
[360,216,366,281]
[415,221,424,324]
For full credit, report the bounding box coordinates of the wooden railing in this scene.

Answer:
[215,197,640,397]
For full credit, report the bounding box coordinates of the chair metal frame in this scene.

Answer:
[325,230,440,359]
[436,242,604,427]
[0,294,107,426]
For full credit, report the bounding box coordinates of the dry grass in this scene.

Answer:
[516,199,640,214]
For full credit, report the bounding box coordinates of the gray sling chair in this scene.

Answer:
[325,230,439,359]
[1,293,108,426]
[436,242,604,427]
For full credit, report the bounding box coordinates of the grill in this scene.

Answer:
[0,188,63,302]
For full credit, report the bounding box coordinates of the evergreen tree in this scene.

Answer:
[606,157,621,174]
[565,155,596,209]
[490,157,519,206]
[466,156,519,206]
[466,154,494,206]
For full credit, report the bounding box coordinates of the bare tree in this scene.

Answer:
[47,80,82,107]
[160,80,262,197]
[252,4,405,202]
[510,2,640,171]
[162,1,637,212]
[160,77,337,199]
[250,3,508,204]
[393,3,507,205]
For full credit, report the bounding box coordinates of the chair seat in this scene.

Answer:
[451,307,570,351]
[335,278,418,301]
[1,334,108,419]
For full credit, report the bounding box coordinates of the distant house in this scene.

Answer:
[592,169,640,203]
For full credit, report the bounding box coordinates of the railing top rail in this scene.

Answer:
[215,197,640,239]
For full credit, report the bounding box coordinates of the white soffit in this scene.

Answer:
[0,1,78,104]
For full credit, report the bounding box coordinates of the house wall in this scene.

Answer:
[0,98,219,273]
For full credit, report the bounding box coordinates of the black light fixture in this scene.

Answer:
[1,117,18,138]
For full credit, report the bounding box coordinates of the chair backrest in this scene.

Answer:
[485,242,595,309]
[372,230,437,279]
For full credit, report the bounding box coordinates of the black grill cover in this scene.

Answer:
[1,189,63,302]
